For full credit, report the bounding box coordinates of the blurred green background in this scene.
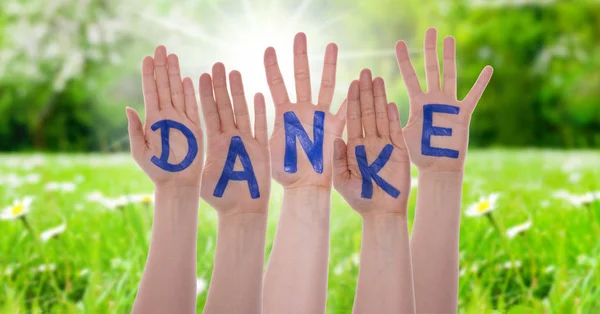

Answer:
[1,0,599,313]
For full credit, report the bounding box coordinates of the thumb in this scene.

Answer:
[332,138,350,189]
[125,107,145,161]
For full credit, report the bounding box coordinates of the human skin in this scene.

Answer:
[199,63,271,314]
[127,46,204,314]
[261,32,346,314]
[333,70,416,314]
[396,28,493,313]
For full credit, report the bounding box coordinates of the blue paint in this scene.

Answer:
[421,104,460,159]
[150,119,198,172]
[355,144,400,199]
[213,136,260,199]
[283,111,325,174]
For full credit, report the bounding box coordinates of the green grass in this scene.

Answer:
[1,150,599,313]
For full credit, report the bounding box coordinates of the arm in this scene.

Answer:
[410,171,462,311]
[128,46,205,314]
[198,64,271,314]
[203,213,267,313]
[333,72,415,314]
[132,187,199,313]
[355,214,413,313]
[261,33,347,314]
[263,187,331,313]
[395,28,493,312]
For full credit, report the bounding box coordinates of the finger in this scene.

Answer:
[229,70,252,133]
[317,43,338,110]
[264,47,290,106]
[387,103,407,150]
[346,80,362,140]
[183,77,201,126]
[373,77,390,138]
[141,56,159,116]
[254,93,269,145]
[167,54,185,113]
[293,33,312,103]
[332,138,350,190]
[212,62,236,132]
[395,40,423,99]
[443,36,457,99]
[463,66,494,112]
[125,107,145,162]
[153,46,172,110]
[359,69,377,137]
[335,98,347,122]
[199,73,221,137]
[424,28,441,92]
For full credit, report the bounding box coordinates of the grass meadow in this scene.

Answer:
[1,150,599,313]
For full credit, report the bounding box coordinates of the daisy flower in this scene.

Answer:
[465,193,500,217]
[45,181,76,192]
[40,223,67,242]
[35,264,56,273]
[196,277,207,296]
[506,220,532,239]
[0,197,34,220]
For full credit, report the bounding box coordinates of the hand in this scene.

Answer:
[333,70,411,215]
[264,33,346,189]
[199,63,271,215]
[126,46,204,188]
[397,27,493,173]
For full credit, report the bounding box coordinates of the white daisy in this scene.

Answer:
[40,223,67,242]
[501,260,522,269]
[35,263,56,272]
[196,277,207,296]
[506,220,532,239]
[129,194,154,206]
[45,181,76,192]
[544,265,556,274]
[465,193,500,217]
[410,177,418,189]
[0,197,34,220]
[569,172,582,183]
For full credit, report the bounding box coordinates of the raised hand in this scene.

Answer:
[333,70,411,215]
[199,63,271,215]
[397,27,493,172]
[126,46,204,188]
[265,32,346,189]
[130,46,202,314]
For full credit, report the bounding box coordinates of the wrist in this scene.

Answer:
[155,185,200,197]
[418,170,464,184]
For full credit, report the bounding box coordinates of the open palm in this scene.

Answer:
[397,28,493,173]
[264,33,346,189]
[333,71,410,215]
[126,46,204,188]
[199,63,271,215]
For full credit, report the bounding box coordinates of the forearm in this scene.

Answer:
[354,214,415,314]
[203,212,268,314]
[263,187,331,314]
[132,186,200,314]
[411,171,463,313]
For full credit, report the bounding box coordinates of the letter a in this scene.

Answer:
[213,136,260,199]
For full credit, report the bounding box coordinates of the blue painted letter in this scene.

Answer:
[283,111,325,174]
[213,136,260,199]
[150,119,198,172]
[422,104,460,158]
[356,144,400,199]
